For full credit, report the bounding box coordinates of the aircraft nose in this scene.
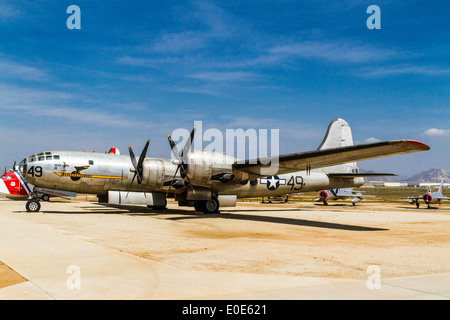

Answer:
[423,194,432,203]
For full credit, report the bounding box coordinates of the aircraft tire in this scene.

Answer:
[41,194,50,201]
[194,201,204,212]
[26,199,41,213]
[203,197,219,214]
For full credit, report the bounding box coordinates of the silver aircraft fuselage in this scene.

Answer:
[18,150,363,198]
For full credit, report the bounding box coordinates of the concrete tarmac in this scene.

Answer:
[1,198,449,300]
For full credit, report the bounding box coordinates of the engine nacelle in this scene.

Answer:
[319,190,328,200]
[423,193,433,203]
[186,150,235,185]
[142,158,176,188]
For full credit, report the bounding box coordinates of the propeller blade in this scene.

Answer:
[137,139,150,170]
[168,135,181,161]
[126,172,137,198]
[126,172,147,198]
[167,125,197,195]
[166,165,181,196]
[127,140,150,198]
[136,139,150,184]
[128,145,138,169]
[128,140,150,185]
[181,125,196,158]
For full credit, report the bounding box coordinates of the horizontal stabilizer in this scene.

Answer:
[327,173,397,178]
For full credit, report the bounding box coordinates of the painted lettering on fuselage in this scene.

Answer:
[260,175,303,191]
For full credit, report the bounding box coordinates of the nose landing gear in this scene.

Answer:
[26,199,41,212]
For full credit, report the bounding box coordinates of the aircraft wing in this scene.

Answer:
[400,196,422,199]
[233,140,429,178]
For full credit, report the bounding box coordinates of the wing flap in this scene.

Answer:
[233,140,429,177]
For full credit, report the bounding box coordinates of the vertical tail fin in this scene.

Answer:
[318,118,358,173]
[438,179,444,194]
[317,118,354,150]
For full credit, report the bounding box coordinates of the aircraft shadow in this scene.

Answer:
[35,203,389,232]
[167,211,388,232]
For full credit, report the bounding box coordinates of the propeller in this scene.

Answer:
[166,125,196,195]
[127,139,150,197]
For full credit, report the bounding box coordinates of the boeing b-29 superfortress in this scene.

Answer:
[6,118,429,213]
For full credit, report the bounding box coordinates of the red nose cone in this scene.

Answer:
[319,191,328,200]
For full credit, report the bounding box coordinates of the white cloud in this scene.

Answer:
[268,40,394,64]
[152,31,208,53]
[0,3,19,22]
[364,137,381,143]
[0,59,48,82]
[11,104,149,129]
[424,128,450,136]
[361,65,450,78]
[186,71,257,82]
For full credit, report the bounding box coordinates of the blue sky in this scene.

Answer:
[0,0,448,176]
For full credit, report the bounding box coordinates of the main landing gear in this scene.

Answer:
[194,197,220,214]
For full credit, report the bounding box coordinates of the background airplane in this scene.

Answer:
[15,118,430,213]
[315,188,377,206]
[0,167,75,201]
[0,169,30,199]
[401,180,450,209]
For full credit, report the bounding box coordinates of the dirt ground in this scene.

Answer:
[0,262,25,289]
[1,197,450,291]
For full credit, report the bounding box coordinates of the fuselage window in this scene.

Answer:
[46,156,52,160]
[38,156,45,161]
[89,160,94,165]
[53,155,60,160]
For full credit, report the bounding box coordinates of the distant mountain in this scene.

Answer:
[406,168,450,183]
[359,169,406,182]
